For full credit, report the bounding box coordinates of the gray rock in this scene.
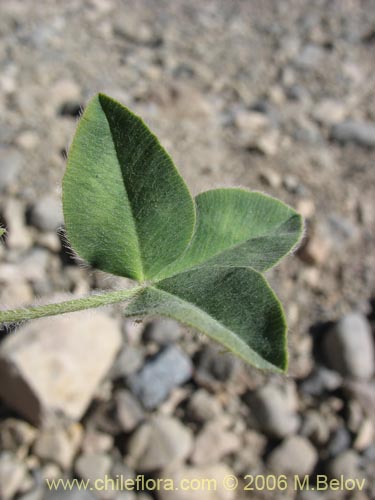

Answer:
[247,382,300,438]
[301,410,330,445]
[294,45,325,69]
[187,389,222,422]
[285,84,308,101]
[111,461,134,480]
[344,380,375,415]
[268,436,318,476]
[81,430,114,455]
[328,427,351,457]
[113,16,160,46]
[331,120,375,148]
[75,452,112,482]
[326,214,360,246]
[190,420,241,465]
[143,318,182,345]
[0,147,23,192]
[195,344,239,386]
[128,345,192,409]
[110,466,137,498]
[0,452,28,500]
[110,345,144,379]
[0,310,122,424]
[18,247,50,282]
[232,430,266,473]
[283,174,303,195]
[323,313,374,379]
[114,389,145,432]
[127,415,193,472]
[293,122,322,145]
[300,367,342,396]
[363,444,375,461]
[33,423,83,469]
[327,450,362,479]
[30,195,63,231]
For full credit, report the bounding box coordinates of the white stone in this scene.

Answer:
[187,389,222,422]
[0,280,33,308]
[127,416,193,472]
[0,452,28,500]
[75,453,112,482]
[234,110,269,132]
[2,199,32,251]
[312,99,347,126]
[0,310,122,424]
[268,436,318,476]
[190,420,240,465]
[33,423,83,469]
[50,79,81,111]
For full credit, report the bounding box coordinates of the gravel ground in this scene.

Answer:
[0,1,374,499]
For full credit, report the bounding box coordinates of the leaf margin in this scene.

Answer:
[125,265,289,373]
[62,92,197,281]
[155,187,304,280]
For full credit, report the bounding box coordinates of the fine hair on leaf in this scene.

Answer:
[0,93,304,373]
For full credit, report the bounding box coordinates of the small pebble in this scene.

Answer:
[323,313,374,379]
[143,318,182,345]
[268,436,318,476]
[114,389,145,432]
[33,423,83,470]
[190,420,241,465]
[195,344,239,387]
[110,345,144,379]
[30,195,64,232]
[328,427,351,457]
[0,148,23,192]
[246,382,300,438]
[75,453,112,482]
[127,415,193,472]
[327,450,362,479]
[187,389,222,422]
[331,121,375,148]
[128,345,192,409]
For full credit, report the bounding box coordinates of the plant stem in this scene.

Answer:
[0,285,144,324]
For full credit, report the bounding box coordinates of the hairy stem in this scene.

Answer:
[0,286,144,324]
